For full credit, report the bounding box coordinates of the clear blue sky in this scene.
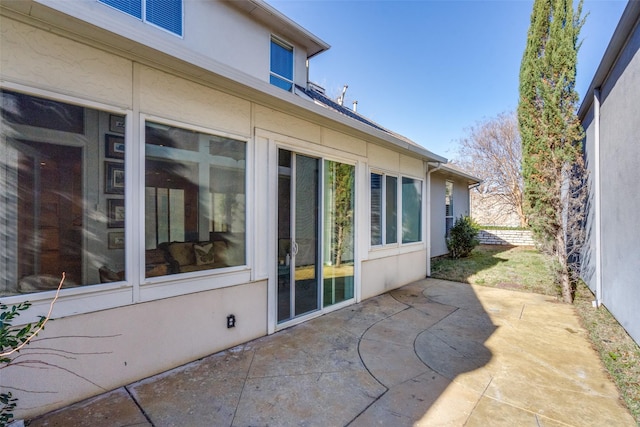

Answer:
[267,0,628,159]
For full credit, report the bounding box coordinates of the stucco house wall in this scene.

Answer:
[579,1,640,345]
[429,168,477,259]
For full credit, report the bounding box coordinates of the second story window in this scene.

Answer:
[270,36,294,91]
[99,0,183,36]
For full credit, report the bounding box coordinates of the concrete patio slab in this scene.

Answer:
[27,278,635,427]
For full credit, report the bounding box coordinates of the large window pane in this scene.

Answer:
[370,173,382,245]
[402,177,422,244]
[385,175,398,244]
[1,90,126,295]
[145,123,245,278]
[270,37,293,91]
[146,0,183,36]
[324,161,355,307]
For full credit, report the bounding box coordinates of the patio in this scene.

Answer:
[28,278,634,426]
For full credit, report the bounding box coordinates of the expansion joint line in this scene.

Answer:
[231,346,256,426]
[125,385,155,426]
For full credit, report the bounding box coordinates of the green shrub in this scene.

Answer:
[446,216,480,259]
[1,302,47,426]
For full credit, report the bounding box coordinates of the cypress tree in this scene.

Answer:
[518,0,586,303]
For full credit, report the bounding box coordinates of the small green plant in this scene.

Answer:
[0,301,46,425]
[446,216,480,259]
[0,273,63,426]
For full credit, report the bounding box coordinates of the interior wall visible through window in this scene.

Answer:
[144,122,246,278]
[0,89,127,295]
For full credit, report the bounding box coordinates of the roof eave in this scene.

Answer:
[578,1,640,119]
[227,0,330,58]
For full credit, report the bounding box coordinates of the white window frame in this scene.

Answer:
[400,175,424,245]
[370,170,399,248]
[445,180,454,237]
[138,114,252,302]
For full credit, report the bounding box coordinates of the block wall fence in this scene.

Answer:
[477,229,535,246]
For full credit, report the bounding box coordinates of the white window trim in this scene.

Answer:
[0,83,134,323]
[256,129,366,334]
[138,114,253,302]
[369,169,399,249]
[368,168,425,259]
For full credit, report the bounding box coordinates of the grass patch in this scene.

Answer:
[574,284,640,422]
[432,244,640,424]
[431,245,557,296]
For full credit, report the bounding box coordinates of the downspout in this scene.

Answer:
[594,88,603,308]
[426,161,442,277]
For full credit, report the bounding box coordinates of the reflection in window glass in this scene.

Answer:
[145,122,246,278]
[402,177,422,244]
[323,160,355,307]
[0,90,126,296]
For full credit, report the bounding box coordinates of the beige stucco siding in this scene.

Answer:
[400,154,425,177]
[0,16,133,108]
[321,127,367,157]
[138,65,251,135]
[254,104,322,144]
[7,281,267,418]
[361,250,427,300]
[368,144,400,171]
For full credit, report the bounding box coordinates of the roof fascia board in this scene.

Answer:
[227,0,330,58]
[436,165,481,184]
[579,1,640,119]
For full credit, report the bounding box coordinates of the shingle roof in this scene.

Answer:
[294,84,429,152]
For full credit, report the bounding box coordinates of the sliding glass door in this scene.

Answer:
[277,150,355,324]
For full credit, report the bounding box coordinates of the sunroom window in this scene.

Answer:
[98,0,183,36]
[0,90,127,295]
[370,172,397,246]
[144,123,246,278]
[270,36,294,91]
[402,177,423,243]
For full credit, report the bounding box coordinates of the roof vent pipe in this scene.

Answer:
[353,100,358,113]
[338,84,348,106]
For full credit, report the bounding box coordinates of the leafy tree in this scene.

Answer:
[456,111,526,227]
[518,0,587,303]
